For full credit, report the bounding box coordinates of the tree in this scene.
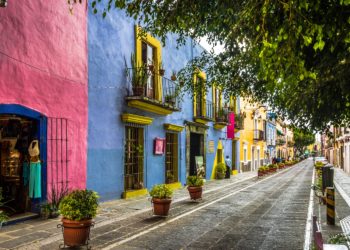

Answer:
[89,0,350,131]
[293,128,315,156]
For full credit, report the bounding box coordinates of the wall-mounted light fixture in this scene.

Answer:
[0,0,7,8]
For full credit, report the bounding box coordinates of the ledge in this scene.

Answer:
[164,123,184,132]
[122,188,148,199]
[125,96,179,115]
[165,182,182,191]
[121,113,153,125]
[214,122,228,130]
[185,120,209,129]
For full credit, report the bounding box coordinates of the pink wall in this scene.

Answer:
[0,2,87,191]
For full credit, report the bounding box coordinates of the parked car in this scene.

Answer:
[314,156,328,165]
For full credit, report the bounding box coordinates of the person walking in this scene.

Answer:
[225,155,232,179]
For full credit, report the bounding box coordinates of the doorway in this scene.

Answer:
[251,147,255,171]
[0,114,42,217]
[189,133,204,176]
[165,133,178,184]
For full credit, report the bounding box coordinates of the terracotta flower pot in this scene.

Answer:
[61,218,93,247]
[132,87,144,96]
[152,198,172,216]
[159,69,165,76]
[258,171,264,177]
[216,172,225,179]
[187,186,203,200]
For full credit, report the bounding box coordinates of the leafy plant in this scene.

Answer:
[216,163,226,174]
[186,176,204,187]
[149,184,173,199]
[327,233,349,245]
[49,183,69,215]
[59,190,99,221]
[125,53,148,88]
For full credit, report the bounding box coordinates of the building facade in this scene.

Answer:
[238,99,267,171]
[266,112,276,163]
[0,2,88,218]
[86,9,240,200]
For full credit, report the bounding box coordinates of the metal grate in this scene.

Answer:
[124,126,144,190]
[165,133,178,184]
[47,117,69,192]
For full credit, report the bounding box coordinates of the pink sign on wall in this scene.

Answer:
[227,112,235,139]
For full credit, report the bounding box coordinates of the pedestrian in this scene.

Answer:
[225,155,232,179]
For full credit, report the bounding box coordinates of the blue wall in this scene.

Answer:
[87,9,232,200]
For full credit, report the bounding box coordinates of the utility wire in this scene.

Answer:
[0,50,85,85]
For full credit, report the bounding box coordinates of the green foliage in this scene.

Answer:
[216,163,226,174]
[327,233,350,245]
[59,189,99,221]
[0,189,8,223]
[293,128,315,154]
[86,0,350,131]
[186,175,204,187]
[149,184,173,199]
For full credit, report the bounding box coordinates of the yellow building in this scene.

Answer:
[238,98,267,171]
[286,126,295,160]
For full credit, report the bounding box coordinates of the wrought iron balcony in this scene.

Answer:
[253,129,265,141]
[125,67,181,115]
[194,100,214,122]
[234,112,245,130]
[215,107,229,123]
[276,138,286,145]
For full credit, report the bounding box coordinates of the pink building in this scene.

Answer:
[0,1,87,220]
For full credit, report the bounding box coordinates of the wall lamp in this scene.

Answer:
[0,0,7,7]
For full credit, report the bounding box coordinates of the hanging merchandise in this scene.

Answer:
[28,139,41,198]
[28,140,40,157]
[29,161,41,198]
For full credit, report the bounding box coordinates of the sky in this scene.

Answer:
[199,36,225,55]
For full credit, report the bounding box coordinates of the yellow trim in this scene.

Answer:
[164,123,184,132]
[123,188,148,199]
[214,123,226,130]
[127,100,173,115]
[193,71,207,118]
[194,118,208,124]
[135,26,162,101]
[211,140,225,179]
[232,170,238,175]
[121,113,153,125]
[166,182,182,191]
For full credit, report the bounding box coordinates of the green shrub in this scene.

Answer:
[216,163,226,174]
[149,184,173,199]
[327,233,349,245]
[186,176,204,187]
[59,189,99,221]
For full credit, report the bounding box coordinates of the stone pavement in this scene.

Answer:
[0,171,256,249]
[334,167,350,207]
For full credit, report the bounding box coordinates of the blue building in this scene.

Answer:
[87,9,238,200]
[266,112,277,163]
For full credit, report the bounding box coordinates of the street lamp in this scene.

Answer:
[0,0,7,7]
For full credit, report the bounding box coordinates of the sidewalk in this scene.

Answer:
[0,171,256,249]
[334,167,350,207]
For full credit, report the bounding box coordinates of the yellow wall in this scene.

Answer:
[238,98,267,169]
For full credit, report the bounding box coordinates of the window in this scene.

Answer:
[214,87,222,116]
[193,71,207,118]
[135,26,162,101]
[244,146,247,162]
[124,126,144,190]
[165,133,178,184]
[141,41,156,99]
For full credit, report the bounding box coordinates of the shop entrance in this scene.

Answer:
[189,132,204,176]
[0,105,47,221]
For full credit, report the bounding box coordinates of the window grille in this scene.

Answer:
[124,126,144,190]
[47,117,69,193]
[165,133,178,184]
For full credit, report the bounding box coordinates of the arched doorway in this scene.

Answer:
[0,104,47,219]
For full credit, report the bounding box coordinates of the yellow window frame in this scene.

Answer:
[212,85,222,118]
[135,26,162,101]
[193,71,207,117]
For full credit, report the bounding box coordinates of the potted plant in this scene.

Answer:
[186,175,204,200]
[148,59,155,73]
[49,184,69,218]
[216,109,226,122]
[149,184,173,216]
[0,190,8,228]
[59,189,99,247]
[171,71,177,81]
[126,53,147,96]
[159,61,165,76]
[40,203,51,220]
[165,94,176,106]
[258,166,265,177]
[216,163,226,179]
[166,171,174,184]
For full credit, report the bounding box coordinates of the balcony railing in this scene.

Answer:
[276,138,286,145]
[125,67,180,110]
[234,113,244,130]
[195,100,214,121]
[287,141,295,147]
[253,129,264,141]
[215,107,229,123]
